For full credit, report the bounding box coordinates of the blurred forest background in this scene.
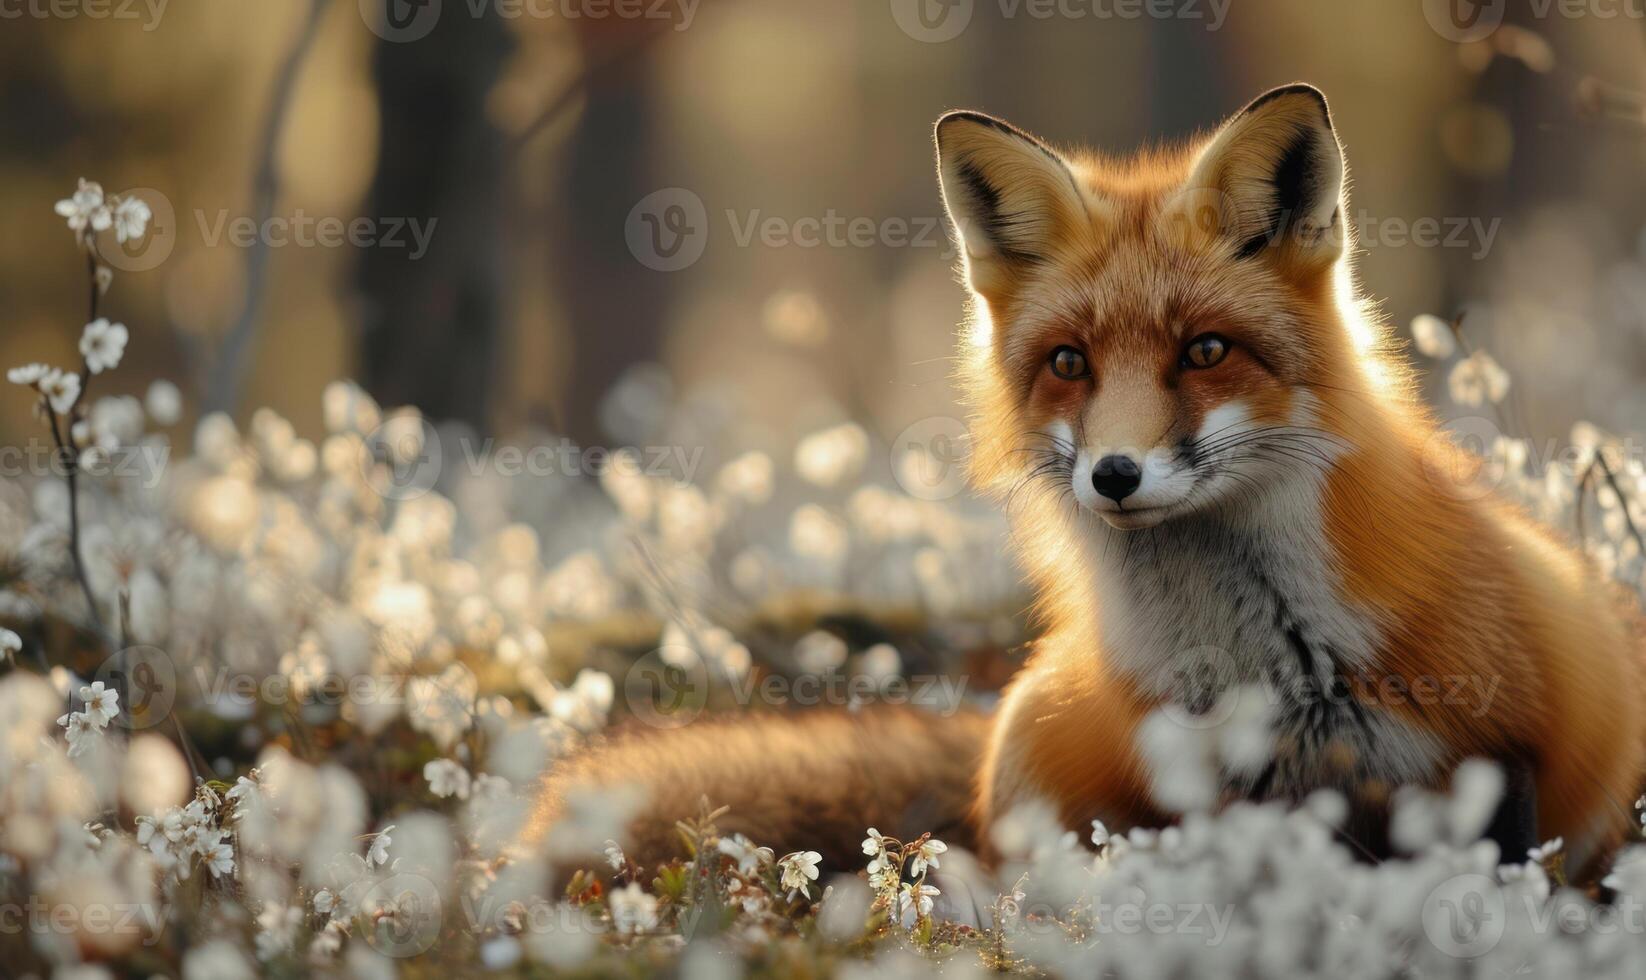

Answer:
[4,0,1646,464]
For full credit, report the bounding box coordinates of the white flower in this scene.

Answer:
[1528,837,1564,863]
[0,627,18,664]
[907,837,947,878]
[778,850,822,898]
[367,825,395,867]
[1448,349,1511,406]
[1411,314,1458,359]
[899,880,940,918]
[603,840,626,872]
[716,833,773,875]
[313,888,337,915]
[203,839,235,877]
[423,758,471,800]
[78,680,119,728]
[146,379,182,425]
[7,363,49,387]
[55,178,112,234]
[111,194,152,243]
[472,773,511,800]
[1091,819,1111,848]
[40,369,80,414]
[866,853,896,891]
[861,827,888,857]
[58,710,97,757]
[79,319,129,375]
[607,882,659,935]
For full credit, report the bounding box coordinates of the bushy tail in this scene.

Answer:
[526,706,990,873]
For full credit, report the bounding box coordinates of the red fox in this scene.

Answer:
[529,85,1646,879]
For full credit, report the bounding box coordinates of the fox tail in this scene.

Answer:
[526,705,990,873]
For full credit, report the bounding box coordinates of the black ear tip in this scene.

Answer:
[935,110,1025,143]
[1243,83,1334,129]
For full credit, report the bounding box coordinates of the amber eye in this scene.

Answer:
[1181,334,1230,369]
[1049,346,1090,380]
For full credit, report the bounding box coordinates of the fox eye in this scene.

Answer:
[1048,346,1090,380]
[1181,334,1230,370]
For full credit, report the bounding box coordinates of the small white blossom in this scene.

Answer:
[146,379,182,424]
[1411,314,1458,359]
[899,880,940,918]
[54,178,112,234]
[1091,819,1110,848]
[203,839,235,878]
[603,840,626,872]
[313,888,337,915]
[716,833,773,875]
[1449,349,1511,406]
[907,837,947,878]
[78,680,119,728]
[111,194,152,243]
[607,882,659,935]
[423,758,471,800]
[0,627,18,664]
[367,825,395,867]
[40,369,80,414]
[79,318,129,375]
[7,363,49,387]
[778,850,822,899]
[58,709,98,757]
[1528,837,1564,863]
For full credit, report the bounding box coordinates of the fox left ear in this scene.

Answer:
[1177,84,1346,267]
[935,111,1088,305]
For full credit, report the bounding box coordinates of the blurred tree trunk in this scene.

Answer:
[357,5,513,428]
[548,23,669,444]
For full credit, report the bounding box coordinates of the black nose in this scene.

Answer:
[1092,454,1142,502]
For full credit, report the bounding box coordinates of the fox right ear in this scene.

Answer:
[935,111,1087,304]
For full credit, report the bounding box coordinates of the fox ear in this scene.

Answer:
[935,111,1087,302]
[1178,84,1345,267]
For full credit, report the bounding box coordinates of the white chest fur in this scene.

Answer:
[1077,465,1447,797]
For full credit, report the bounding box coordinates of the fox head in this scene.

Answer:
[938,84,1392,532]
